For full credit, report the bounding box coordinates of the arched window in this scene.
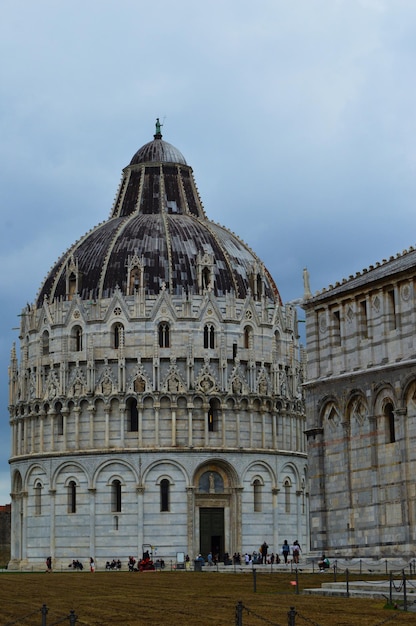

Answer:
[114,323,124,349]
[42,330,50,356]
[204,324,215,349]
[244,326,252,349]
[72,326,83,352]
[130,268,141,293]
[35,481,42,515]
[284,479,291,513]
[57,412,64,436]
[13,471,23,494]
[274,331,281,359]
[158,323,170,348]
[256,274,262,300]
[160,479,170,512]
[384,402,396,443]
[68,480,77,514]
[208,398,219,432]
[55,402,63,436]
[202,267,211,289]
[111,479,122,512]
[253,479,262,512]
[68,272,77,300]
[127,398,138,432]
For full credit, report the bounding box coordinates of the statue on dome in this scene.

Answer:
[155,118,163,136]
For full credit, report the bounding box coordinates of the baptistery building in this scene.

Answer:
[8,123,307,569]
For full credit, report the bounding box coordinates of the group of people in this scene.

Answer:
[105,559,122,570]
[281,540,302,564]
[242,539,302,566]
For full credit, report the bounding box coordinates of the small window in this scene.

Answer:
[202,267,210,289]
[130,268,141,293]
[387,289,397,330]
[255,274,262,300]
[42,330,50,356]
[274,331,281,359]
[68,273,77,300]
[114,323,124,349]
[253,479,262,512]
[55,402,63,436]
[244,326,252,349]
[208,398,218,432]
[159,323,170,348]
[359,300,368,339]
[57,412,64,436]
[72,326,83,352]
[111,479,122,512]
[332,309,341,346]
[208,407,214,432]
[204,324,215,349]
[284,480,291,513]
[127,398,138,432]
[160,479,170,512]
[35,482,42,515]
[68,480,77,514]
[384,402,396,444]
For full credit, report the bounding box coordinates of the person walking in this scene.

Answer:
[260,541,268,564]
[90,557,95,572]
[281,540,290,564]
[292,540,301,564]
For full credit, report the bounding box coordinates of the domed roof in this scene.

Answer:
[36,122,281,306]
[130,120,187,166]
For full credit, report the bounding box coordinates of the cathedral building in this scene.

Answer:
[8,123,307,569]
[303,250,416,558]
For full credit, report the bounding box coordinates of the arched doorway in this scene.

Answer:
[193,461,240,560]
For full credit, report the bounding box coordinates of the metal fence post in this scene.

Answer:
[252,568,257,593]
[389,571,393,605]
[235,601,243,626]
[68,610,77,626]
[346,568,349,598]
[403,571,407,612]
[295,568,299,595]
[287,606,296,626]
[41,604,48,626]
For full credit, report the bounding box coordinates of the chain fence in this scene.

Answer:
[3,604,78,626]
[235,601,406,626]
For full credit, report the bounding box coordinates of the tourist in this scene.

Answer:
[281,540,290,564]
[260,541,268,564]
[318,554,330,571]
[292,540,301,564]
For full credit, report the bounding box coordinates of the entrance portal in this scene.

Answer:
[199,508,224,559]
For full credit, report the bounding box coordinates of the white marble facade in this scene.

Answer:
[303,251,416,558]
[8,128,308,569]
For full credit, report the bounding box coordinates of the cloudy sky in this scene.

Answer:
[1,0,416,503]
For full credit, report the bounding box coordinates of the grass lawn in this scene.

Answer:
[0,570,415,626]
